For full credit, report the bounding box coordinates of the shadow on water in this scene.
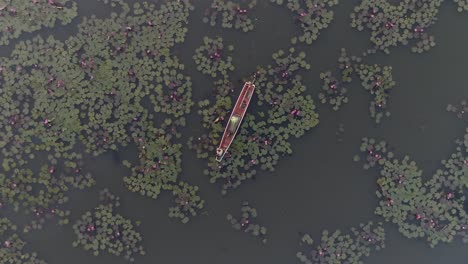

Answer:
[2,0,468,264]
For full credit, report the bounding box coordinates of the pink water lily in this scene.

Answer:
[3,240,11,248]
[48,0,63,8]
[86,225,96,232]
[9,7,16,16]
[290,109,301,116]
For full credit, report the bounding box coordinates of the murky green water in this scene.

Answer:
[2,0,468,263]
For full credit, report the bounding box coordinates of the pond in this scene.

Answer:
[0,0,467,264]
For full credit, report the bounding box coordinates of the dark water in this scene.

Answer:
[4,1,468,264]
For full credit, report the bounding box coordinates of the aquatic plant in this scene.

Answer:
[353,137,393,170]
[226,202,268,243]
[122,122,204,221]
[193,36,235,78]
[447,99,467,123]
[0,0,195,156]
[317,49,358,111]
[190,47,319,194]
[318,72,349,111]
[354,126,468,247]
[0,153,94,233]
[355,64,394,124]
[453,0,468,12]
[203,0,257,32]
[0,217,47,264]
[318,49,394,123]
[350,0,441,54]
[0,0,77,45]
[168,182,205,224]
[72,189,145,262]
[271,0,339,45]
[0,0,202,225]
[296,221,385,264]
[122,132,182,199]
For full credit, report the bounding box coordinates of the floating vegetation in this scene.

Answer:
[355,64,394,123]
[0,217,47,264]
[203,0,257,32]
[318,49,358,111]
[353,137,392,170]
[193,36,235,78]
[354,126,468,247]
[271,0,339,45]
[447,99,467,123]
[122,133,182,200]
[0,0,203,224]
[226,202,268,244]
[168,181,205,224]
[0,153,94,233]
[297,221,385,264]
[318,72,349,111]
[350,0,441,54]
[0,0,77,46]
[318,49,394,124]
[189,47,319,194]
[453,0,468,12]
[72,189,145,262]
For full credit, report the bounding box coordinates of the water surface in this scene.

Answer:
[4,1,468,264]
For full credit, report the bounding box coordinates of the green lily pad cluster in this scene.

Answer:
[189,47,319,194]
[0,0,194,157]
[454,0,468,12]
[0,0,203,224]
[353,137,393,170]
[0,217,47,264]
[121,117,203,220]
[69,0,194,156]
[296,221,385,264]
[0,0,77,46]
[203,0,257,32]
[72,189,145,262]
[122,132,182,199]
[0,152,94,233]
[355,63,395,124]
[447,99,467,122]
[318,48,360,111]
[350,0,441,54]
[318,49,394,123]
[226,201,268,244]
[354,127,468,247]
[270,0,339,45]
[167,182,205,224]
[318,72,348,111]
[193,36,235,78]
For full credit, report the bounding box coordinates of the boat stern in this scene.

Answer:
[216,148,225,162]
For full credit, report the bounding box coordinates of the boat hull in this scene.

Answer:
[216,81,255,161]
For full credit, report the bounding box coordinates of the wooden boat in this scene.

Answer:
[216,79,256,162]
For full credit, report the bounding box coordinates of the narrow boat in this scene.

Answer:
[216,77,256,162]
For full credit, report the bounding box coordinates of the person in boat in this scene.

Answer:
[216,115,241,159]
[216,148,224,157]
[227,115,240,137]
[241,101,247,109]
